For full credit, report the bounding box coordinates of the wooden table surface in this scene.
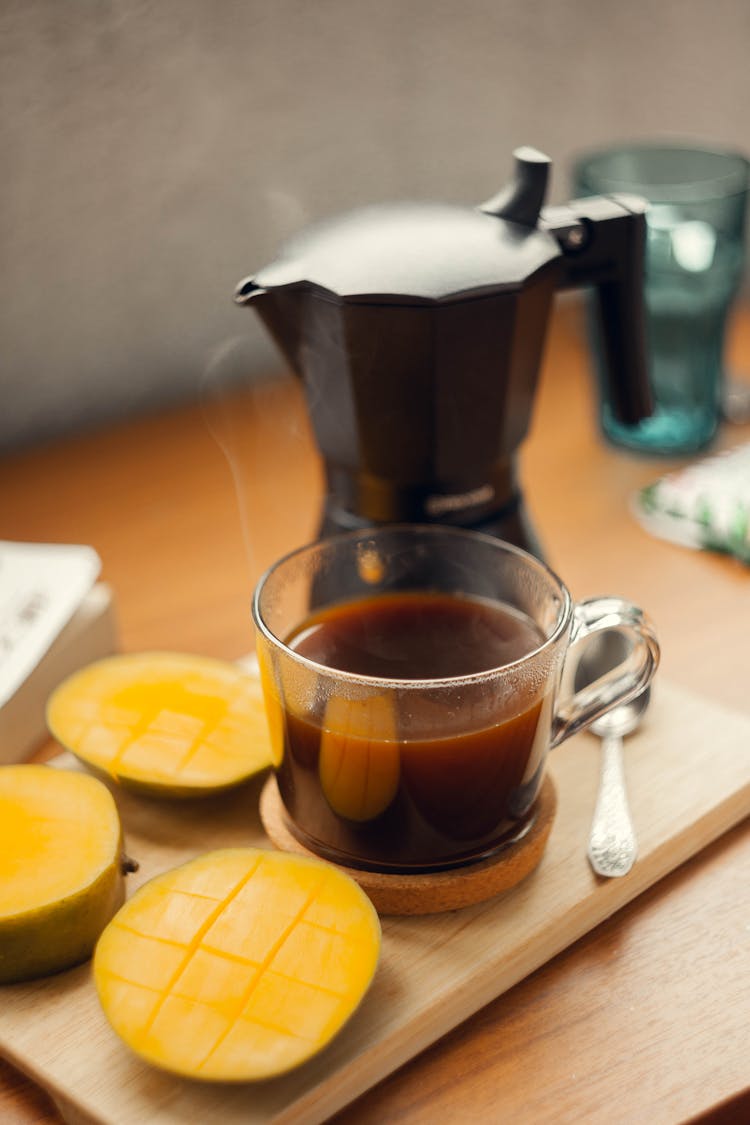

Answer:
[1,302,749,1124]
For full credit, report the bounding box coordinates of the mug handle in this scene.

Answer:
[550,597,660,748]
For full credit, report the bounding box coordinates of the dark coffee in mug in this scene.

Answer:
[274,591,551,871]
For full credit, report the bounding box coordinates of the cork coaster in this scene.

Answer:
[259,774,557,915]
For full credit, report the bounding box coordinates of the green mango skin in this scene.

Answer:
[77,757,270,801]
[0,846,125,986]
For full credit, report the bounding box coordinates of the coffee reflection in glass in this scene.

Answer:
[253,527,658,873]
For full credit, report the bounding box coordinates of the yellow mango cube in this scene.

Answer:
[94,848,381,1081]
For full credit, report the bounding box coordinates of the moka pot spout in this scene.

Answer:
[233,275,305,377]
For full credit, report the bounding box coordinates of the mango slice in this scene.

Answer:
[47,652,273,797]
[94,848,381,1081]
[0,764,124,984]
[319,694,400,821]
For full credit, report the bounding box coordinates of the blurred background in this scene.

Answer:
[2,0,750,451]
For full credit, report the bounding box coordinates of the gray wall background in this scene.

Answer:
[2,0,749,450]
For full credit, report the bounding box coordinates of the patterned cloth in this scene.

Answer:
[633,442,750,564]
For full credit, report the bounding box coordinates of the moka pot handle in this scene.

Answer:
[543,194,653,426]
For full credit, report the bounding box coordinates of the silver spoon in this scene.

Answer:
[586,687,650,877]
[574,632,651,878]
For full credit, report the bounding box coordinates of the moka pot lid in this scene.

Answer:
[251,202,561,305]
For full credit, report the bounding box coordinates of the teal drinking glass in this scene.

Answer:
[573,144,749,454]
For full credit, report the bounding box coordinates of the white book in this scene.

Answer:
[0,540,118,762]
[0,582,117,763]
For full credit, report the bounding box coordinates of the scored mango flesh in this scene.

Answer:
[94,848,381,1081]
[47,653,274,796]
[0,765,124,983]
[319,694,400,821]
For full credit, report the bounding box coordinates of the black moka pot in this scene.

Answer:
[234,147,651,559]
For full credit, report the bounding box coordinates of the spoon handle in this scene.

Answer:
[588,734,637,877]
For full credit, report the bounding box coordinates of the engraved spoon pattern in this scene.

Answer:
[574,631,652,878]
[586,688,650,877]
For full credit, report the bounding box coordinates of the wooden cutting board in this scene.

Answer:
[1,680,749,1125]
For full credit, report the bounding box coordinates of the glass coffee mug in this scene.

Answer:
[253,526,659,873]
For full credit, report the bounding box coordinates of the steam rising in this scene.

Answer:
[200,336,324,596]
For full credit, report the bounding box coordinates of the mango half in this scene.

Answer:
[0,764,124,984]
[47,652,274,797]
[94,848,381,1081]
